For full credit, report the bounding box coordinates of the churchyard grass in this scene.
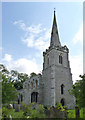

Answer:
[67,109,75,118]
[68,108,84,118]
[80,108,85,118]
[0,108,2,120]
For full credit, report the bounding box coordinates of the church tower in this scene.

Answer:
[42,10,75,108]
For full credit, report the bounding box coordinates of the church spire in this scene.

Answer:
[53,9,57,28]
[50,9,61,47]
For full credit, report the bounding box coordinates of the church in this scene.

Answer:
[19,10,75,109]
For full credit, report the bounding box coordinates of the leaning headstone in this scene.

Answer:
[75,106,80,118]
[49,106,65,118]
[15,104,20,112]
[13,103,15,109]
[8,104,13,109]
[10,115,12,120]
[50,107,55,118]
[17,95,20,104]
[44,108,50,117]
[64,106,68,119]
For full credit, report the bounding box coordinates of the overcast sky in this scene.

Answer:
[0,2,83,83]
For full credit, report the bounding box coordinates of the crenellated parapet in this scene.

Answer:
[43,45,69,58]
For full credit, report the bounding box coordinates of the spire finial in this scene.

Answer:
[53,8,56,25]
[54,8,56,13]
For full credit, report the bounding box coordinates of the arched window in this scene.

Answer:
[21,94,23,102]
[31,82,33,88]
[60,98,65,106]
[59,55,63,64]
[31,92,38,103]
[47,57,49,65]
[61,84,64,94]
[35,80,38,88]
[28,84,29,89]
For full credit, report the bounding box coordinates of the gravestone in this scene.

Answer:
[47,106,65,118]
[8,104,13,109]
[75,106,80,118]
[15,104,20,112]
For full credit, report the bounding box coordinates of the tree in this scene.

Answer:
[0,64,9,77]
[70,75,85,108]
[2,73,18,104]
[0,64,17,104]
[0,64,30,103]
[69,74,85,117]
[13,72,29,90]
[30,72,37,78]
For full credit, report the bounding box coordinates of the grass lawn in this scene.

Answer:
[68,108,84,118]
[68,109,75,118]
[0,108,2,120]
[0,108,2,115]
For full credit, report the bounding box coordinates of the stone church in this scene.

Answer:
[19,10,75,109]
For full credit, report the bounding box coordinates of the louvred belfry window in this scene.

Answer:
[59,55,63,64]
[61,84,64,94]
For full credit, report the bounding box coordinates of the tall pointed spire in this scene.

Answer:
[50,9,61,47]
[52,9,57,29]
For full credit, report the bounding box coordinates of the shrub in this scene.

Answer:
[23,103,46,118]
[2,107,10,118]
